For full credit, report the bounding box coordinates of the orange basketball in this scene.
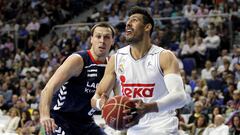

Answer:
[102,96,135,130]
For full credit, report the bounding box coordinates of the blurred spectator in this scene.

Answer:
[203,114,229,135]
[4,37,14,53]
[210,106,223,123]
[57,32,71,50]
[0,95,8,114]
[226,90,240,112]
[230,48,240,82]
[223,83,236,105]
[181,114,208,135]
[189,69,199,91]
[38,13,50,37]
[102,0,111,13]
[203,24,220,62]
[17,24,29,51]
[201,60,214,80]
[217,58,233,76]
[0,82,13,103]
[195,79,208,95]
[229,115,240,135]
[207,69,224,91]
[14,99,28,112]
[2,107,20,133]
[162,1,173,17]
[205,91,223,112]
[180,37,196,58]
[209,5,223,28]
[188,101,209,124]
[26,17,40,40]
[216,49,231,68]
[183,4,196,21]
[196,4,209,17]
[108,10,120,26]
[20,109,40,135]
[19,110,31,128]
[192,36,206,68]
[7,94,19,110]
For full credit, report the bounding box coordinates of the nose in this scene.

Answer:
[126,20,132,27]
[99,36,104,43]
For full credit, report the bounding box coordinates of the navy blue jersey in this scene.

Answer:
[50,50,106,123]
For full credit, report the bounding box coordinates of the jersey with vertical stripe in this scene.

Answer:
[115,45,178,135]
[50,50,106,121]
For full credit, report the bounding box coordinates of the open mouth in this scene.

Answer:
[125,28,133,35]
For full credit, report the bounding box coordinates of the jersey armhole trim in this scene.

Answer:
[157,50,165,76]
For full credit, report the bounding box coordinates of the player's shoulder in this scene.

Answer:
[116,45,130,55]
[160,49,175,56]
[73,50,88,58]
[149,44,165,55]
[59,50,84,64]
[159,49,178,69]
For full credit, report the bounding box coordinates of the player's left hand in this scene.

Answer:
[122,99,147,128]
[123,99,158,128]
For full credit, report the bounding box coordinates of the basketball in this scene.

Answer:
[102,96,135,130]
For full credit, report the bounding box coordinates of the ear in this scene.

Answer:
[90,36,93,45]
[144,24,152,33]
[111,38,115,46]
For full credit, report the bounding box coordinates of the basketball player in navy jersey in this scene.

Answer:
[39,22,115,135]
[91,7,187,135]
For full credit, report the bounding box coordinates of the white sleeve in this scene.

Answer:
[156,74,187,112]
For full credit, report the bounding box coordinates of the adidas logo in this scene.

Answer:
[53,85,67,110]
[55,127,65,135]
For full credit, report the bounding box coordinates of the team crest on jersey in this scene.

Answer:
[118,57,126,74]
[118,64,124,74]
[120,75,155,98]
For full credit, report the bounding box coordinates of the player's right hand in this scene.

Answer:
[40,116,57,135]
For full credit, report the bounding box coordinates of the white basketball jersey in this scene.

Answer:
[115,45,179,135]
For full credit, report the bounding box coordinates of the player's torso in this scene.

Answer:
[115,45,179,134]
[51,50,106,116]
[115,45,168,103]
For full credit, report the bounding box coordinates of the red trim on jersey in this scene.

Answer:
[121,83,155,87]
[87,50,105,64]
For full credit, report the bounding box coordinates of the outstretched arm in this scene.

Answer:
[39,54,84,134]
[91,55,116,110]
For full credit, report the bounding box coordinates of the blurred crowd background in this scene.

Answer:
[0,0,240,134]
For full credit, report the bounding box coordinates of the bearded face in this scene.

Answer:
[125,14,145,45]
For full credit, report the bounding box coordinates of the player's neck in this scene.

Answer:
[130,38,152,60]
[89,50,107,64]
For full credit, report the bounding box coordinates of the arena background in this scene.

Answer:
[0,0,240,134]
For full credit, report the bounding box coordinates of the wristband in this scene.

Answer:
[96,99,102,110]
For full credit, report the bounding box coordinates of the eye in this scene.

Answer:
[127,18,138,23]
[96,35,101,39]
[132,18,138,22]
[104,35,111,40]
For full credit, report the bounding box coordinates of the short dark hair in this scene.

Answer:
[91,22,115,37]
[128,6,154,35]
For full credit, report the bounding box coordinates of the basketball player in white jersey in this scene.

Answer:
[91,6,188,135]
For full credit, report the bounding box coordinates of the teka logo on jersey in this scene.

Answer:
[120,75,155,98]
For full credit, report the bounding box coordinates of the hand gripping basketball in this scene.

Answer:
[102,96,135,130]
